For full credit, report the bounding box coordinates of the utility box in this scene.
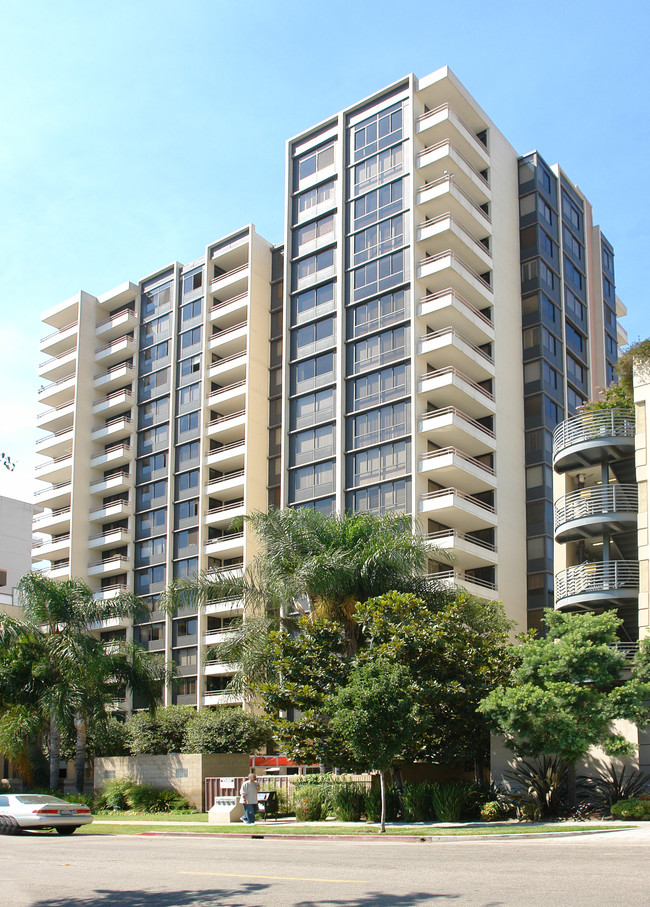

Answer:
[208,797,243,824]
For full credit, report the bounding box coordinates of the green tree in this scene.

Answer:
[478,609,650,806]
[0,573,170,790]
[126,705,197,755]
[181,708,273,754]
[328,658,417,832]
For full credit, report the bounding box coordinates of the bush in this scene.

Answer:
[148,789,193,813]
[60,791,94,809]
[330,782,366,822]
[364,783,400,823]
[579,763,650,812]
[181,709,273,754]
[125,783,160,812]
[87,716,130,758]
[96,778,137,811]
[401,782,434,822]
[295,786,325,821]
[94,780,194,813]
[430,781,474,822]
[126,706,196,755]
[505,756,568,818]
[611,798,650,820]
[480,800,503,822]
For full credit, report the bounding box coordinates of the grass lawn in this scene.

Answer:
[93,812,209,822]
[80,821,623,837]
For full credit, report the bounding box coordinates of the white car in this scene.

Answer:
[0,794,93,835]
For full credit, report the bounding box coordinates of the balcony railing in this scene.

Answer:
[211,291,248,313]
[418,250,492,292]
[417,212,492,258]
[554,484,638,529]
[420,366,494,401]
[416,140,490,188]
[420,447,495,476]
[38,373,76,394]
[426,529,497,553]
[210,262,249,285]
[420,326,493,364]
[208,410,245,429]
[419,406,495,440]
[418,175,491,224]
[420,487,495,514]
[555,561,640,603]
[210,321,248,341]
[419,287,493,328]
[41,321,78,344]
[417,104,489,155]
[427,569,496,591]
[553,409,635,461]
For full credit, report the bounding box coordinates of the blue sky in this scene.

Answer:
[1,0,648,503]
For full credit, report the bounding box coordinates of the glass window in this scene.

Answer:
[177,499,199,520]
[139,424,168,454]
[567,386,586,413]
[177,470,199,492]
[175,528,198,552]
[353,215,404,266]
[291,282,335,325]
[176,617,198,637]
[179,383,200,406]
[561,191,582,232]
[290,460,335,502]
[562,225,583,261]
[351,290,406,338]
[181,298,202,322]
[174,557,198,579]
[565,323,584,355]
[565,287,584,323]
[137,480,167,509]
[291,387,335,430]
[351,363,408,411]
[136,536,166,562]
[183,271,203,294]
[179,355,202,378]
[296,142,335,183]
[293,248,334,287]
[141,314,171,345]
[139,397,169,429]
[177,441,200,465]
[139,368,168,400]
[351,326,407,374]
[567,354,584,385]
[291,424,335,466]
[349,401,409,448]
[539,261,555,289]
[295,215,335,253]
[178,411,199,434]
[348,478,409,515]
[180,327,202,350]
[175,648,197,667]
[135,564,166,593]
[295,180,335,218]
[353,146,403,195]
[136,508,167,536]
[353,251,405,301]
[603,277,615,302]
[142,283,171,317]
[537,196,554,227]
[292,316,335,360]
[137,452,167,482]
[140,341,169,372]
[292,352,335,394]
[564,257,584,292]
[350,440,409,486]
[352,102,402,162]
[353,180,403,231]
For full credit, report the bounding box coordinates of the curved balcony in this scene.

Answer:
[554,484,638,542]
[555,561,640,611]
[553,410,635,474]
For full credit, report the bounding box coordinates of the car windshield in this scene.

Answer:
[15,795,67,805]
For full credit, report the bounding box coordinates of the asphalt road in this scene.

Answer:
[1,825,648,907]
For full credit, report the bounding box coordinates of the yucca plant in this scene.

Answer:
[580,763,650,811]
[505,756,569,818]
[401,782,434,822]
[331,782,366,822]
[429,781,473,822]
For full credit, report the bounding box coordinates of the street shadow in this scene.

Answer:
[31,884,269,907]
[294,893,461,906]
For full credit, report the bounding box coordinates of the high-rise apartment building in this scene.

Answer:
[32,66,627,709]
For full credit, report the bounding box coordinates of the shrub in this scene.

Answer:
[126,706,196,755]
[430,781,474,822]
[364,783,400,823]
[480,800,503,822]
[149,789,193,813]
[295,786,324,821]
[125,783,159,812]
[505,756,568,818]
[87,716,130,757]
[579,763,650,812]
[96,778,137,810]
[401,782,434,822]
[181,709,273,754]
[330,782,366,822]
[611,798,650,820]
[60,791,94,809]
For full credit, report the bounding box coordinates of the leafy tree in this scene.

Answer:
[181,708,273,754]
[259,592,515,774]
[581,338,650,413]
[126,706,196,755]
[478,609,650,806]
[86,715,130,758]
[328,658,417,832]
[0,573,171,790]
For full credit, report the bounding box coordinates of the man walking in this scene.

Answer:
[240,773,259,825]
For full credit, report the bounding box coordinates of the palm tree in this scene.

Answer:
[1,573,171,791]
[165,508,449,698]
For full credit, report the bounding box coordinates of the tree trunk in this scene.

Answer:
[567,762,577,810]
[49,716,61,792]
[379,769,386,834]
[74,715,87,794]
[474,753,484,786]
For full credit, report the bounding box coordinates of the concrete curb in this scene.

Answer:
[131,827,629,842]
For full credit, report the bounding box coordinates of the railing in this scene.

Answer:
[418,174,491,223]
[416,140,490,188]
[427,569,497,591]
[36,426,75,447]
[419,446,495,476]
[33,506,71,523]
[420,325,494,365]
[94,363,135,382]
[417,103,489,154]
[210,321,248,341]
[206,501,245,516]
[89,556,130,569]
[208,410,246,428]
[420,366,494,401]
[37,399,75,419]
[90,471,131,490]
[210,262,249,285]
[207,440,246,458]
[555,484,638,528]
[419,287,493,328]
[41,321,78,344]
[39,347,78,369]
[206,470,245,488]
[93,416,134,434]
[553,409,635,461]
[35,480,72,497]
[419,405,495,439]
[89,529,129,543]
[35,453,72,472]
[38,373,76,394]
[209,350,248,369]
[426,529,497,553]
[89,499,130,518]
[612,641,640,659]
[418,249,492,292]
[207,380,246,402]
[417,213,492,259]
[94,584,129,599]
[420,487,496,514]
[96,307,135,330]
[555,561,640,602]
[91,443,132,460]
[97,389,134,405]
[95,334,135,356]
[211,291,248,312]
[32,534,71,549]
[205,531,244,547]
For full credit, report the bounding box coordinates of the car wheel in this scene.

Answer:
[55,826,79,835]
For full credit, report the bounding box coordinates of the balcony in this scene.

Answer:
[204,531,244,559]
[206,440,246,470]
[89,471,132,496]
[202,691,242,707]
[203,628,238,647]
[91,416,134,443]
[417,176,491,238]
[38,373,76,407]
[419,367,495,419]
[88,555,131,578]
[209,262,250,299]
[416,104,490,172]
[417,250,493,308]
[208,322,248,359]
[553,410,636,474]
[555,561,640,611]
[418,289,493,347]
[34,453,73,485]
[31,534,71,561]
[206,410,246,444]
[94,363,136,392]
[203,660,238,677]
[34,480,72,510]
[204,599,243,617]
[89,498,133,522]
[204,500,246,528]
[419,487,497,531]
[426,530,497,570]
[39,348,77,381]
[40,320,78,357]
[418,326,494,383]
[92,586,130,603]
[44,562,71,580]
[418,447,496,493]
[96,308,138,341]
[554,484,638,542]
[428,569,497,600]
[419,406,495,456]
[92,389,134,417]
[417,214,491,280]
[206,380,246,411]
[33,507,71,533]
[90,443,132,469]
[88,527,132,550]
[416,141,490,205]
[37,400,75,433]
[36,426,75,458]
[95,334,137,365]
[209,292,249,326]
[205,470,245,498]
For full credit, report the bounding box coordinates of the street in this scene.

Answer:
[1,825,647,907]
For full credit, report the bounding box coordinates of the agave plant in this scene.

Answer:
[579,763,650,811]
[504,756,569,818]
